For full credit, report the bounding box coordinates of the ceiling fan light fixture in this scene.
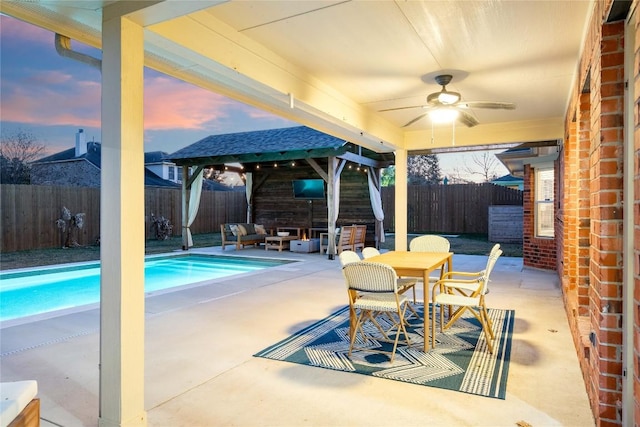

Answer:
[437,90,460,104]
[429,107,459,123]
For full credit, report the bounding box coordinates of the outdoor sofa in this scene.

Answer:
[220,223,268,250]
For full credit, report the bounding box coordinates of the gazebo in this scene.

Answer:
[167,126,394,258]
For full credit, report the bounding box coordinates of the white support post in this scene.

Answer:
[99,11,147,427]
[394,149,408,251]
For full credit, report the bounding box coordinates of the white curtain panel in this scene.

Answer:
[186,169,204,247]
[367,167,385,243]
[245,172,253,223]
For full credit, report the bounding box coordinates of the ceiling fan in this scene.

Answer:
[379,74,516,128]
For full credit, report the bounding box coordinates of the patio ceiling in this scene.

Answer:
[0,0,596,154]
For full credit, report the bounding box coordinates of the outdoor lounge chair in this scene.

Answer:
[431,246,502,354]
[342,261,411,362]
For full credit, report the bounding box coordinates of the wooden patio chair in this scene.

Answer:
[351,224,367,252]
[336,225,356,253]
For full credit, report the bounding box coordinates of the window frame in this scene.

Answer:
[534,165,555,238]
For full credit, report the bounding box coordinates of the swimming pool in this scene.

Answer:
[0,254,291,324]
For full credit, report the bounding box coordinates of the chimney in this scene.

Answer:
[75,129,87,157]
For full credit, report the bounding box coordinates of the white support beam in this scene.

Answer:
[147,12,404,152]
[99,12,146,427]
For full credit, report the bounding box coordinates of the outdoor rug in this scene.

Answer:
[254,303,514,399]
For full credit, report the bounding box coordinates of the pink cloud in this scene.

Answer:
[143,76,238,130]
[26,70,74,85]
[1,74,101,126]
[0,15,51,45]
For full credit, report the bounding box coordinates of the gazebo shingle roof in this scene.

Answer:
[167,126,392,169]
[168,126,344,159]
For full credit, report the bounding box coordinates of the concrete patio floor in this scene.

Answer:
[1,247,594,427]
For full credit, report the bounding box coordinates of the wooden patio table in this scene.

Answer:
[363,250,453,352]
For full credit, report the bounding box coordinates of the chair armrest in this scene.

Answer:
[432,278,481,297]
[441,270,484,280]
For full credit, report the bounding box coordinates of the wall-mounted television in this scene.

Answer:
[292,179,325,200]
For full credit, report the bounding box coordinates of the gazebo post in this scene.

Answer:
[327,157,337,259]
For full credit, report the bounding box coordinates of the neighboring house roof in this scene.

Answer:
[167,126,393,169]
[34,142,102,168]
[144,151,171,164]
[33,142,178,188]
[492,174,523,184]
[144,168,179,187]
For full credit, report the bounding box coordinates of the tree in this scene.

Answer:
[408,154,442,184]
[0,130,46,184]
[381,165,395,186]
[462,152,503,182]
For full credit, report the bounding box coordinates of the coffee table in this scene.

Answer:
[265,235,298,252]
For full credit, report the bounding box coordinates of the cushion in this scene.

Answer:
[0,380,38,425]
[229,224,239,236]
[242,223,256,234]
[255,224,266,235]
[237,224,248,236]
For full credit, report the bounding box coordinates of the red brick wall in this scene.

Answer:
[557,1,629,425]
[578,92,592,317]
[589,20,625,426]
[631,2,640,425]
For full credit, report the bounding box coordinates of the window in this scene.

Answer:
[168,166,175,181]
[535,167,554,237]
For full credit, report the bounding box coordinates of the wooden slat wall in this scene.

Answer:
[1,185,247,252]
[251,164,376,237]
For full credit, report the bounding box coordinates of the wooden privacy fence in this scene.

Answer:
[381,183,523,234]
[1,182,522,252]
[1,185,247,252]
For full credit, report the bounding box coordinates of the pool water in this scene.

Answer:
[0,254,290,323]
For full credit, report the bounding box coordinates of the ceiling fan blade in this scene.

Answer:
[403,113,428,127]
[458,111,479,127]
[378,105,425,112]
[457,101,516,110]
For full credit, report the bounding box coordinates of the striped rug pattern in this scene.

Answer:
[255,303,514,399]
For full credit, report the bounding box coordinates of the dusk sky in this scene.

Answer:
[1,14,507,180]
[0,15,295,157]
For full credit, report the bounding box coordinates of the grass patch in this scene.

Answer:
[0,232,521,271]
[380,234,522,257]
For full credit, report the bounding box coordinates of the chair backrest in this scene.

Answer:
[409,235,450,252]
[479,248,503,295]
[361,247,380,259]
[489,243,501,257]
[342,261,398,293]
[352,225,367,245]
[337,226,356,251]
[339,250,361,266]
